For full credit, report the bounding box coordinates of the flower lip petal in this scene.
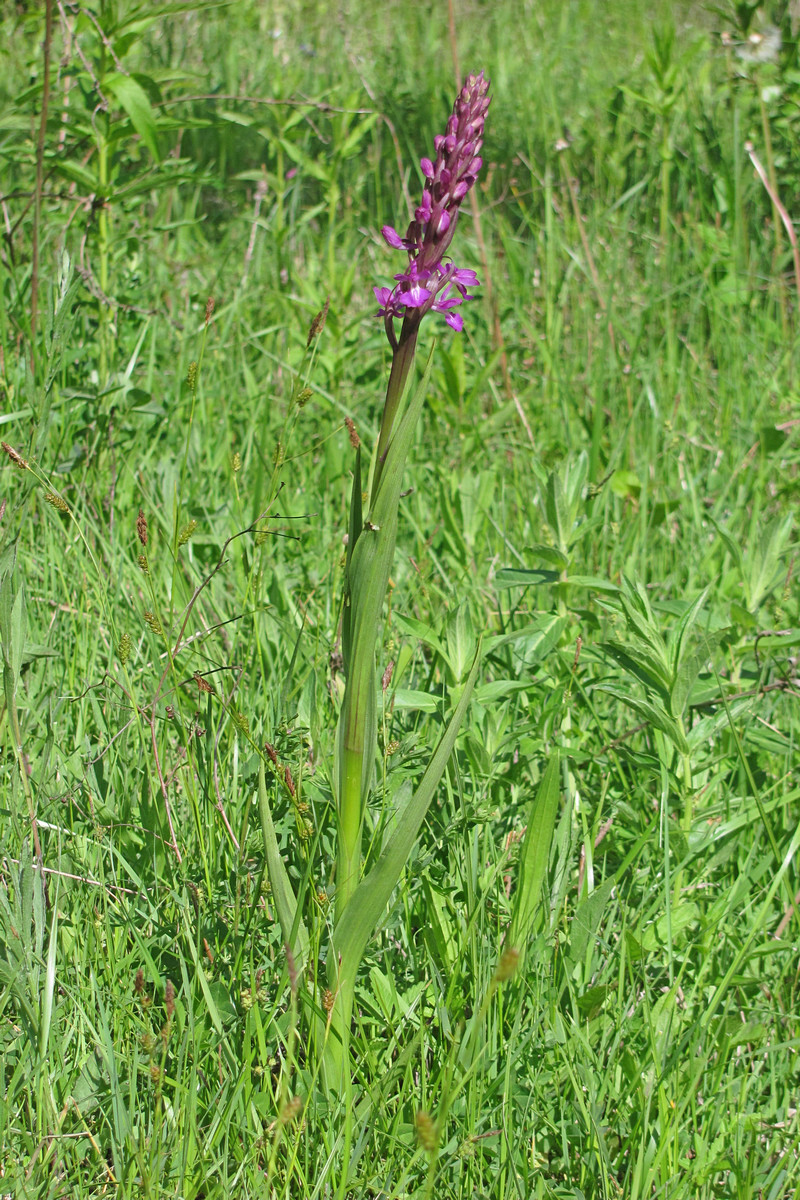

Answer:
[445,311,464,331]
[396,284,432,308]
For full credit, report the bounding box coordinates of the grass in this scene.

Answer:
[1,0,799,1196]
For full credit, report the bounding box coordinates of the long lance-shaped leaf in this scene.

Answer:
[337,347,437,822]
[257,761,309,969]
[333,641,482,987]
[507,750,561,963]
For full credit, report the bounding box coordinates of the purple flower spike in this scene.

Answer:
[375,71,490,338]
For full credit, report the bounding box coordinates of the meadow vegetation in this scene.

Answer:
[0,0,799,1196]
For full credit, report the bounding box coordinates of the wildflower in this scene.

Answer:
[375,71,490,342]
[737,24,781,64]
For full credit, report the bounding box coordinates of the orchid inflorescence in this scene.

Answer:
[374,71,490,345]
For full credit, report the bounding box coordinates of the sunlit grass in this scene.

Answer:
[0,1,798,1197]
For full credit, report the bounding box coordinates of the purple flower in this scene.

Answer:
[375,71,490,339]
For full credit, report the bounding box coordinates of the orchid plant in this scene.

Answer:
[258,72,491,1094]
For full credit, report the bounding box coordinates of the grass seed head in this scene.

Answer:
[307,296,329,346]
[344,416,360,448]
[144,610,163,635]
[415,1110,438,1153]
[2,441,28,469]
[117,633,132,664]
[178,518,197,545]
[279,1095,303,1125]
[45,491,70,513]
[494,945,520,983]
[136,508,148,546]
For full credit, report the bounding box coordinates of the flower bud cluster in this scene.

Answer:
[374,72,490,337]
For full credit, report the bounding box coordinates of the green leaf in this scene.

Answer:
[670,629,727,717]
[527,543,570,570]
[666,585,712,679]
[568,878,616,967]
[640,902,700,952]
[392,611,445,658]
[257,761,309,969]
[390,688,440,712]
[333,642,482,990]
[105,73,161,161]
[443,603,476,682]
[594,684,689,753]
[507,751,561,960]
[494,568,559,588]
[545,471,569,551]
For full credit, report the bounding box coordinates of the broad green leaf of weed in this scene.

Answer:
[594,684,690,754]
[669,629,728,718]
[507,751,561,961]
[568,877,616,972]
[442,602,476,683]
[744,513,793,613]
[104,72,162,162]
[599,637,673,703]
[666,584,712,680]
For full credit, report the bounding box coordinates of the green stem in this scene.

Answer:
[373,317,419,493]
[673,724,693,905]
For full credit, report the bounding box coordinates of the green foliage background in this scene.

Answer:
[0,0,798,1196]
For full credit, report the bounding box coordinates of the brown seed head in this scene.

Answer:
[134,967,145,995]
[264,741,279,765]
[165,978,175,1018]
[2,442,28,469]
[307,296,330,347]
[136,508,148,547]
[194,672,214,695]
[205,296,216,325]
[344,416,360,449]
